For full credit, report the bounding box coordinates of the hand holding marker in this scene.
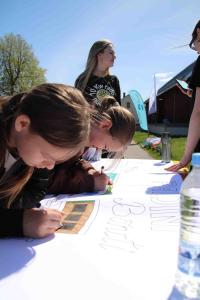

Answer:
[101,165,113,193]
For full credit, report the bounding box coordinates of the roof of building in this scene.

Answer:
[156,61,195,96]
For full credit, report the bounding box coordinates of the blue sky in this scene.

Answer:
[1,0,199,100]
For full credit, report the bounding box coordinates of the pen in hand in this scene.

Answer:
[101,166,104,174]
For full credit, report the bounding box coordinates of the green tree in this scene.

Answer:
[0,33,46,95]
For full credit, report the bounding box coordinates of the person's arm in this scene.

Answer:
[167,87,200,172]
[0,208,63,238]
[0,162,63,238]
[48,158,94,194]
[48,157,111,194]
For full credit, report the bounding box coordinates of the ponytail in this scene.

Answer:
[91,95,135,145]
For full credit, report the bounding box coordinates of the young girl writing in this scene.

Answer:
[48,96,135,194]
[0,83,90,238]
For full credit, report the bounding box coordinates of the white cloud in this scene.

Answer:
[155,72,174,78]
[155,72,174,83]
[150,72,174,92]
[159,77,173,82]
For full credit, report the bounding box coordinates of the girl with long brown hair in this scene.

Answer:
[0,83,90,238]
[75,40,121,159]
[75,39,121,107]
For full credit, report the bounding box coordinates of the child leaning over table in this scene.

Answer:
[0,83,90,238]
[48,96,136,194]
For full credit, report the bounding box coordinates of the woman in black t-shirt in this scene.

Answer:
[75,40,121,159]
[167,20,200,172]
[188,55,200,154]
[75,39,121,107]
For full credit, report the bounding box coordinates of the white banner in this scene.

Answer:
[148,74,157,115]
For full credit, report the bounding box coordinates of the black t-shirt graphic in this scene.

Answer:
[75,74,121,106]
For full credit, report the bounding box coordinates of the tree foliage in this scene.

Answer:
[0,33,46,95]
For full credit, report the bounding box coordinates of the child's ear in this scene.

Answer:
[99,119,112,130]
[15,114,31,132]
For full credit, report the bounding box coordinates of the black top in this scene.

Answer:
[189,55,200,100]
[0,159,51,237]
[188,55,200,153]
[75,74,121,106]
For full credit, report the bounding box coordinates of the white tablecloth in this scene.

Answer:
[0,159,185,300]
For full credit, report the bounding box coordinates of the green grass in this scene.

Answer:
[133,131,187,161]
[171,137,187,161]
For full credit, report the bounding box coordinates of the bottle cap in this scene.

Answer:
[192,153,200,166]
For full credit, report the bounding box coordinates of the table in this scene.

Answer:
[0,159,186,300]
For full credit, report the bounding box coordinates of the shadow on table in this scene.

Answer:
[146,174,181,194]
[0,235,54,280]
[167,286,199,300]
[153,161,170,166]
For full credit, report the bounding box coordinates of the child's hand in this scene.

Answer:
[88,169,112,192]
[23,208,63,238]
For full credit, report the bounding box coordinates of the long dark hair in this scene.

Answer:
[75,40,112,91]
[189,20,200,49]
[0,83,90,206]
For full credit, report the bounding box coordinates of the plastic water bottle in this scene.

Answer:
[161,132,171,163]
[175,153,200,298]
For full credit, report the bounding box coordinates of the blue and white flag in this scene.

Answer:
[128,90,148,131]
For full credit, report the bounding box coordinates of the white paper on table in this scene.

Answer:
[0,159,183,300]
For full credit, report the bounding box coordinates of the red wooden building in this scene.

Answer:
[145,62,195,136]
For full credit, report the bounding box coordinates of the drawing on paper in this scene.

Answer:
[57,200,95,234]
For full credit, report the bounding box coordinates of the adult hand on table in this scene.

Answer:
[23,208,63,238]
[165,156,190,172]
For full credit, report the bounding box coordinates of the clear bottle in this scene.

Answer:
[161,132,171,163]
[175,153,200,299]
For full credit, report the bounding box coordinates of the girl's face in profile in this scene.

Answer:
[98,45,116,69]
[11,115,79,169]
[89,124,123,153]
[193,28,200,54]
